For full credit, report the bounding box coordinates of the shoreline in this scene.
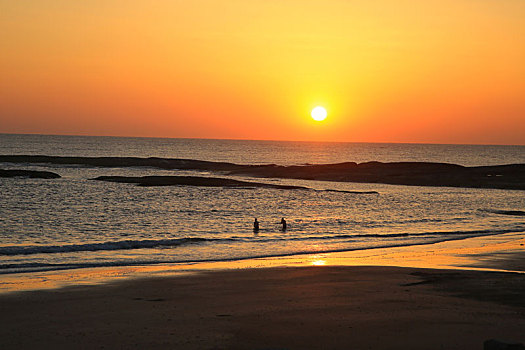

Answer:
[1,231,524,294]
[1,231,524,349]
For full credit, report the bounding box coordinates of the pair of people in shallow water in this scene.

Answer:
[253,217,286,232]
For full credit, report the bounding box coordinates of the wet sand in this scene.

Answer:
[2,232,525,350]
[1,265,525,350]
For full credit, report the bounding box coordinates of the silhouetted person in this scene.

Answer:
[253,218,260,233]
[280,217,287,231]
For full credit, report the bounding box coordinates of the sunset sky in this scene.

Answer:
[1,0,524,144]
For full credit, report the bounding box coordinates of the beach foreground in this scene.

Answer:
[2,265,525,350]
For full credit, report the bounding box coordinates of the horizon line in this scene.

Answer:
[1,132,524,147]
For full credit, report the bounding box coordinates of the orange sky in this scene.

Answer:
[1,0,524,144]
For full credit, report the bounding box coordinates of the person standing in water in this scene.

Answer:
[253,218,260,233]
[280,217,287,231]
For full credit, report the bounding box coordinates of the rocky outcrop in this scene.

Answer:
[0,155,244,171]
[92,175,378,194]
[0,169,61,179]
[230,162,525,190]
[2,155,524,190]
[92,175,307,190]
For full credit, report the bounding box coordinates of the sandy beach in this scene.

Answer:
[1,234,525,350]
[1,266,525,349]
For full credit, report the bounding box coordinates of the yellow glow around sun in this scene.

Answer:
[311,106,327,121]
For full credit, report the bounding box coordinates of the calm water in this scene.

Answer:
[2,133,525,166]
[1,134,524,274]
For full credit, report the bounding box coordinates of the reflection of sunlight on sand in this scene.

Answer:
[310,255,327,266]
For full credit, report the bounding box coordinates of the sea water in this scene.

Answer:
[1,134,524,274]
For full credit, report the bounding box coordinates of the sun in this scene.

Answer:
[311,106,327,121]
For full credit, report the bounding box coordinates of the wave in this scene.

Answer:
[254,228,524,244]
[479,209,525,217]
[1,227,524,274]
[2,230,524,275]
[1,227,522,257]
[0,237,214,256]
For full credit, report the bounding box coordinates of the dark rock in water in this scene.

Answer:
[92,175,309,190]
[229,162,525,191]
[2,155,524,190]
[484,339,525,350]
[321,189,379,194]
[0,155,244,171]
[92,175,379,194]
[0,169,61,179]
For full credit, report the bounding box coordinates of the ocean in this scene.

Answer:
[1,133,524,275]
